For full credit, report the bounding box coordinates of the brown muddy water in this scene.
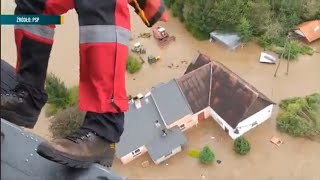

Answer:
[1,1,320,179]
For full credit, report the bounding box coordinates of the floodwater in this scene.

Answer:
[1,1,320,179]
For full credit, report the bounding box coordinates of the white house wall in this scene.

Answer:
[154,146,182,165]
[120,145,148,164]
[208,108,233,130]
[208,104,274,140]
[167,114,194,130]
[232,104,274,139]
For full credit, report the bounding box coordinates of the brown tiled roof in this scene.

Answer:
[184,53,211,74]
[296,20,320,43]
[176,63,211,113]
[178,53,275,128]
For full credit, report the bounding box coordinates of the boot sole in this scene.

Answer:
[1,109,36,128]
[36,142,113,168]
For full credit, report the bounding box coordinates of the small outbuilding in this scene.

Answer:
[209,31,242,50]
[294,20,320,43]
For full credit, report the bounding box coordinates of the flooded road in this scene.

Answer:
[1,1,320,179]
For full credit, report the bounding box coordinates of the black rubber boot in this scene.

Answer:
[0,84,47,128]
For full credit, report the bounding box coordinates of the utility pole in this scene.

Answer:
[274,34,292,77]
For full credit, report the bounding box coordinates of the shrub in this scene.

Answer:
[68,86,79,106]
[236,17,253,43]
[199,145,215,164]
[234,136,251,155]
[49,106,85,138]
[126,56,141,74]
[45,73,71,111]
[188,149,200,158]
[276,93,320,138]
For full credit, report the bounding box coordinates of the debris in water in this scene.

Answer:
[217,160,222,164]
[133,78,136,80]
[270,136,284,146]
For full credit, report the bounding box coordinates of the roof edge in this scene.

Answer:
[173,78,194,115]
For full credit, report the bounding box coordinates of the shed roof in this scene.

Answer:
[296,20,320,43]
[210,31,242,50]
[178,53,275,128]
[151,79,193,126]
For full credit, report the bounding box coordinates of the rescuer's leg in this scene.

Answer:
[36,0,130,168]
[0,0,74,128]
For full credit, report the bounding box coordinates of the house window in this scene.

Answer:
[131,148,141,157]
[179,124,185,130]
[252,121,258,127]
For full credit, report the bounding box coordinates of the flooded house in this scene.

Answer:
[116,53,275,165]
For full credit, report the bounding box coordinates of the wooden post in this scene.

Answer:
[286,41,291,75]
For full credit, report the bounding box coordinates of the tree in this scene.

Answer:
[234,136,251,155]
[274,0,304,32]
[213,0,249,32]
[171,0,185,21]
[183,0,216,39]
[302,0,320,20]
[199,145,215,164]
[163,0,175,8]
[236,17,253,43]
[247,0,273,35]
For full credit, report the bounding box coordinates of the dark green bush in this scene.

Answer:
[45,73,71,115]
[234,136,251,155]
[126,56,141,74]
[199,145,215,164]
[49,106,85,138]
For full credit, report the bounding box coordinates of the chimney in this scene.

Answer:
[134,99,141,109]
[162,129,167,137]
[155,120,161,128]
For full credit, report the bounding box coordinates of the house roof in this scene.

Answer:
[151,79,193,126]
[146,126,187,162]
[177,63,211,113]
[296,20,320,43]
[178,53,275,128]
[116,89,187,158]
